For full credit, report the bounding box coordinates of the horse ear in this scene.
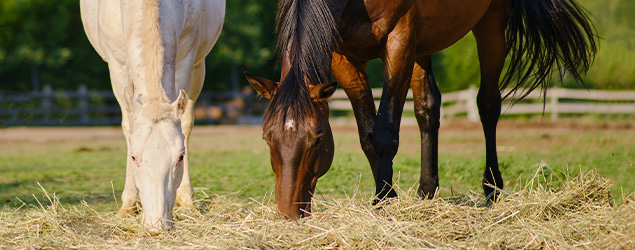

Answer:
[172,89,188,117]
[244,71,280,99]
[123,87,142,114]
[309,81,338,102]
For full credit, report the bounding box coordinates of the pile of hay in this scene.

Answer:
[1,170,633,249]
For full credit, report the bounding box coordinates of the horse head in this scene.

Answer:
[124,88,188,230]
[245,72,336,219]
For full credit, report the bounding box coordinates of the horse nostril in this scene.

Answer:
[144,219,173,232]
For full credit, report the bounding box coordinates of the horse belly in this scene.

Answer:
[415,0,491,55]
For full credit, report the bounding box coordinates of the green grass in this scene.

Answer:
[0,120,633,213]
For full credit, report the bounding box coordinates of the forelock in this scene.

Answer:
[140,101,177,123]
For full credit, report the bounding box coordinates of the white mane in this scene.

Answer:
[131,0,168,103]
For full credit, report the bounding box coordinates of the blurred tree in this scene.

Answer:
[0,0,633,93]
[566,0,635,89]
[0,0,279,93]
[203,0,279,91]
[0,0,109,92]
[432,34,480,93]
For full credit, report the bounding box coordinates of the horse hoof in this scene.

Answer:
[485,189,502,203]
[372,192,398,207]
[176,199,198,213]
[115,207,135,218]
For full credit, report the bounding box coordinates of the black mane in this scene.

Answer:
[276,0,337,85]
[264,0,337,128]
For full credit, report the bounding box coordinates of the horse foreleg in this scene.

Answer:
[473,6,508,201]
[331,53,379,184]
[175,99,196,210]
[175,62,205,210]
[411,57,441,199]
[107,62,139,217]
[372,13,416,202]
[117,110,139,217]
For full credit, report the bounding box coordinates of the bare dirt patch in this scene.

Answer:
[1,119,631,144]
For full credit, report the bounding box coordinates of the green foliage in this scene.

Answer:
[432,34,480,93]
[565,0,635,89]
[0,0,109,92]
[204,0,279,91]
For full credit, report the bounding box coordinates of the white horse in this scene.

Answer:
[80,0,225,230]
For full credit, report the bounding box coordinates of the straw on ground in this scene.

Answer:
[1,168,633,249]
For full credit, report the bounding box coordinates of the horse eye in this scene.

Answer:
[311,137,323,148]
[131,156,139,165]
[178,155,184,162]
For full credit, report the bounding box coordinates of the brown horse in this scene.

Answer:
[246,0,596,219]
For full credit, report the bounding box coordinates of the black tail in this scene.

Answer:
[502,0,598,100]
[276,0,337,86]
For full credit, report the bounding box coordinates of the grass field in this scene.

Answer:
[1,119,633,210]
[0,119,634,248]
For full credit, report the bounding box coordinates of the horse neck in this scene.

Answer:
[121,0,184,103]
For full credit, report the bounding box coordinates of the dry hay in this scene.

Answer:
[1,169,634,249]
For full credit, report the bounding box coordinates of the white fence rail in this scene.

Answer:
[2,85,634,126]
[329,86,635,122]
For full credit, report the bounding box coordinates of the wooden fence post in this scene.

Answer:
[78,85,89,125]
[42,85,52,125]
[466,85,479,122]
[550,88,559,121]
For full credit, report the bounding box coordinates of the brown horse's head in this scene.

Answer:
[245,72,336,219]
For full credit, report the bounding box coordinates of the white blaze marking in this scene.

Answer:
[285,119,295,131]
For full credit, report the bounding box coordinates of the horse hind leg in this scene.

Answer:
[472,4,509,201]
[410,56,441,199]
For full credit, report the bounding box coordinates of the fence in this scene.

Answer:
[0,85,264,126]
[2,85,634,126]
[329,86,635,122]
[0,85,121,126]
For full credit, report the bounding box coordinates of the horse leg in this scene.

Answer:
[472,3,509,201]
[175,98,195,209]
[331,53,379,182]
[175,61,205,210]
[410,56,441,199]
[372,12,416,202]
[107,63,138,217]
[116,109,139,217]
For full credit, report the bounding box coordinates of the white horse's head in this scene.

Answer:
[124,88,188,231]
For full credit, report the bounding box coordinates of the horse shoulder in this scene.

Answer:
[80,0,129,64]
[80,0,106,61]
[197,0,225,56]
